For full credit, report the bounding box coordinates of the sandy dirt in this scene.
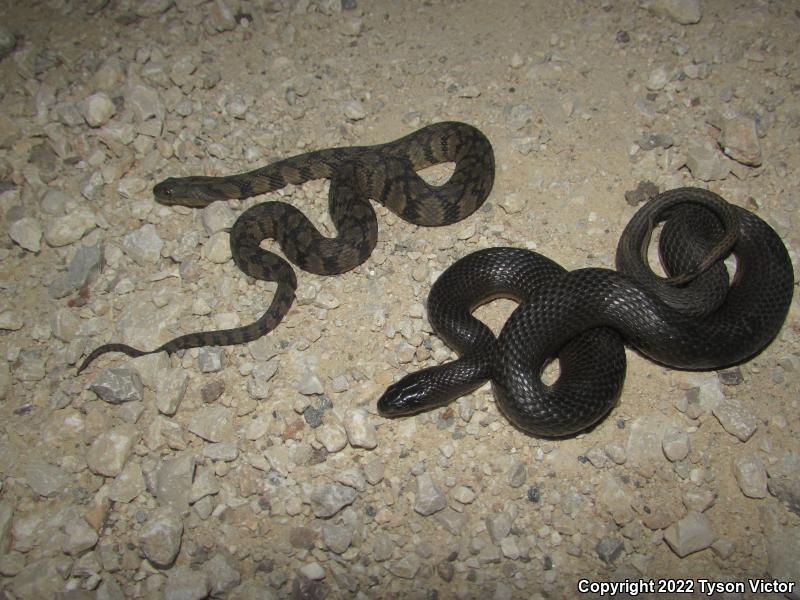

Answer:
[0,0,798,598]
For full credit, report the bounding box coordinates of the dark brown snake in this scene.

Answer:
[378,188,794,437]
[77,122,494,373]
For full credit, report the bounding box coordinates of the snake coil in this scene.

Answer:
[378,188,794,437]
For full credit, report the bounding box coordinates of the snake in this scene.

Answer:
[77,122,494,374]
[377,188,795,437]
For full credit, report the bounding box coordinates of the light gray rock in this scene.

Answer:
[452,485,476,504]
[711,538,736,560]
[117,176,148,199]
[434,508,468,536]
[413,472,446,516]
[478,543,502,565]
[44,209,96,247]
[323,524,353,554]
[190,466,220,504]
[297,369,324,395]
[299,562,325,580]
[646,66,670,91]
[264,445,290,476]
[139,507,184,568]
[9,217,43,252]
[100,121,135,147]
[343,408,378,449]
[499,192,524,214]
[733,455,767,498]
[683,488,716,513]
[155,369,188,415]
[62,518,99,556]
[9,557,69,598]
[164,564,210,600]
[0,550,25,577]
[604,443,627,465]
[712,398,758,442]
[24,460,69,497]
[372,534,395,562]
[766,527,800,600]
[507,458,527,488]
[318,0,342,14]
[310,483,357,518]
[206,142,230,160]
[387,554,421,579]
[767,452,800,515]
[188,405,234,442]
[169,55,197,87]
[200,202,237,236]
[89,367,144,404]
[122,223,164,265]
[210,0,237,31]
[486,512,512,544]
[663,511,716,557]
[0,310,23,331]
[684,139,730,182]
[198,346,225,372]
[226,94,250,118]
[363,457,385,485]
[315,420,348,453]
[0,501,13,554]
[50,307,81,343]
[82,92,116,127]
[68,243,103,290]
[127,84,164,125]
[598,473,635,525]
[505,103,534,130]
[14,350,45,381]
[662,428,690,462]
[343,99,366,120]
[203,442,238,462]
[156,452,196,511]
[585,444,610,468]
[108,461,145,503]
[719,115,762,166]
[73,546,102,578]
[86,424,137,477]
[626,415,672,477]
[94,57,123,91]
[330,374,349,393]
[96,577,125,600]
[206,552,241,596]
[336,468,366,492]
[645,0,701,24]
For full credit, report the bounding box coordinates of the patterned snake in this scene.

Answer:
[78,122,494,373]
[378,188,794,437]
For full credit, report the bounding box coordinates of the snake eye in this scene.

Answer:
[164,188,173,196]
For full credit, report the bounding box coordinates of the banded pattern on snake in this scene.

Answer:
[378,188,794,437]
[78,122,494,373]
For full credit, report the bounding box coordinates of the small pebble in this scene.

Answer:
[733,455,768,498]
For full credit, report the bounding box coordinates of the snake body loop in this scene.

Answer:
[78,122,494,373]
[378,188,794,437]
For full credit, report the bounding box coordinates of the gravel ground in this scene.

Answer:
[1,0,799,598]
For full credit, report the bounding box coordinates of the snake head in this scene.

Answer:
[152,178,182,205]
[377,368,447,417]
[153,178,222,208]
[378,364,484,417]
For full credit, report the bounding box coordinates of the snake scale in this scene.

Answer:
[78,122,494,373]
[378,188,794,437]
